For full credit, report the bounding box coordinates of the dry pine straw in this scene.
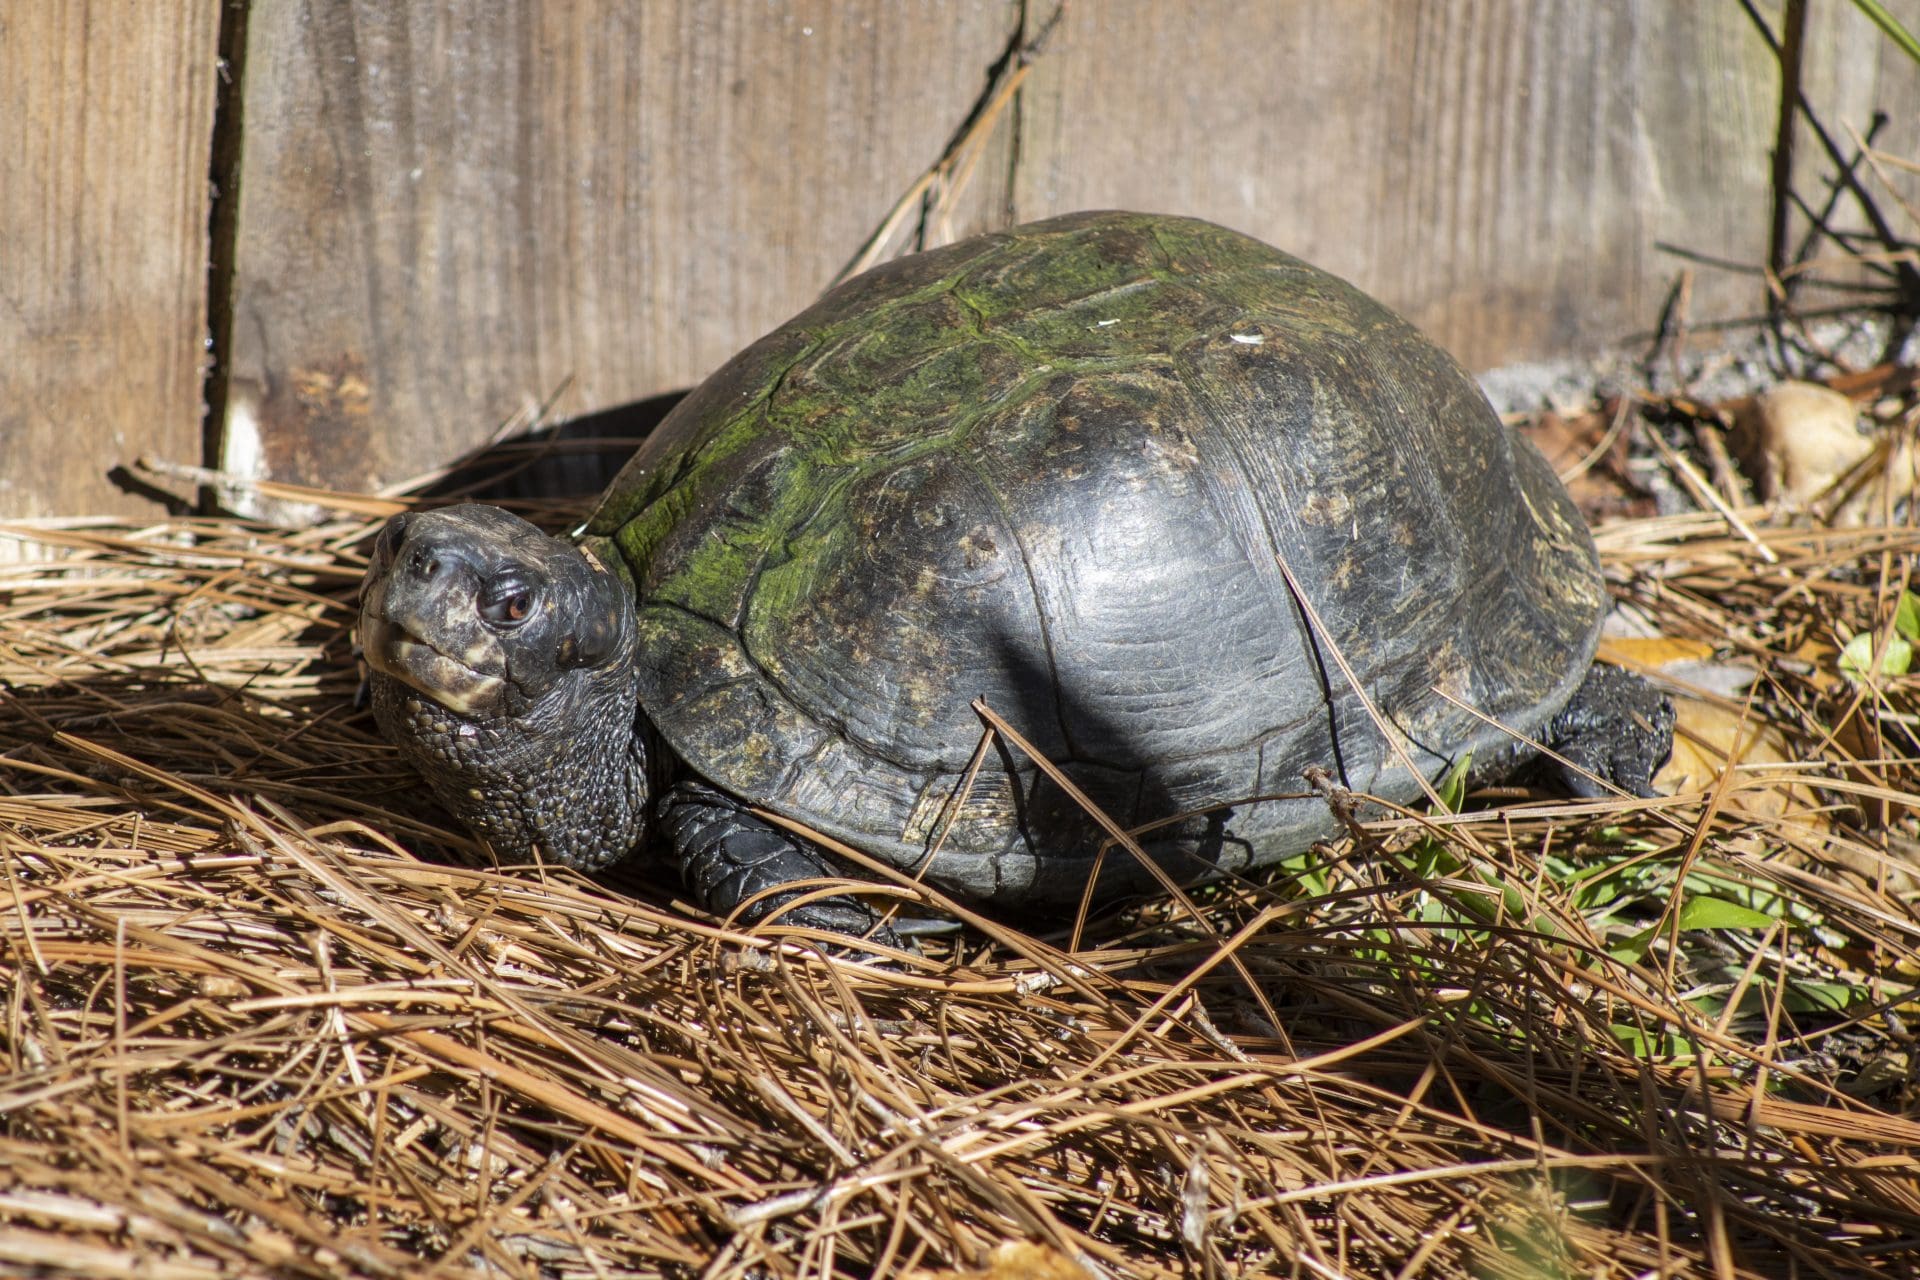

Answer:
[1,487,1919,1280]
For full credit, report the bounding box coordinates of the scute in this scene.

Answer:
[582,211,1605,906]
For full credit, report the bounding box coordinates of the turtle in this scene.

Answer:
[358,210,1672,940]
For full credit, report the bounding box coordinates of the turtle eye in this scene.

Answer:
[480,576,536,628]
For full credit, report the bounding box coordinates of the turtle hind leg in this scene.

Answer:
[1541,664,1676,799]
[658,779,903,947]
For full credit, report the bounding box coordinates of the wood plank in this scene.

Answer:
[1788,0,1920,315]
[0,1,220,525]
[1012,1,1782,371]
[220,1,1019,500]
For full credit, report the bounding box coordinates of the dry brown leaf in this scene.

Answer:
[1729,381,1916,525]
[1656,699,1829,837]
[909,1241,1090,1280]
[1596,635,1717,668]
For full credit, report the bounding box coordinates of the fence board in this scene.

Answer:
[1791,0,1920,314]
[0,0,220,522]
[220,1,1020,501]
[1011,0,1783,373]
[91,0,1920,504]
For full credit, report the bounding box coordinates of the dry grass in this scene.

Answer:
[4,427,1920,1279]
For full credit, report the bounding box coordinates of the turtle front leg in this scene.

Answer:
[657,780,901,944]
[1540,664,1675,798]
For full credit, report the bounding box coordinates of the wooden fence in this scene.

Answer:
[3,0,1917,521]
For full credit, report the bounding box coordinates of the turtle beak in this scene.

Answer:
[359,512,514,718]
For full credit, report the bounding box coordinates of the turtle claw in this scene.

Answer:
[659,780,905,949]
[1544,665,1676,799]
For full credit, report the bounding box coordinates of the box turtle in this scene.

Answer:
[359,211,1672,938]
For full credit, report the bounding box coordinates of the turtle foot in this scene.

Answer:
[658,780,904,949]
[1543,664,1675,799]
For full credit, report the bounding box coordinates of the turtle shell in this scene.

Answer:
[581,211,1605,906]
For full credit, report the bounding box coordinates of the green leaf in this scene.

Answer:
[1782,981,1866,1015]
[1434,752,1471,815]
[1279,849,1330,899]
[1609,931,1653,965]
[1673,895,1777,932]
[1840,630,1872,675]
[1880,634,1908,676]
[1691,978,1872,1022]
[1841,629,1912,679]
[1610,894,1778,963]
[1851,0,1920,65]
[1610,1024,1699,1060]
[1897,591,1920,641]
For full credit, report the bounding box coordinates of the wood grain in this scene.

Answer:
[1789,0,1920,314]
[37,0,1908,508]
[0,0,220,524]
[219,1,1020,501]
[1011,0,1782,372]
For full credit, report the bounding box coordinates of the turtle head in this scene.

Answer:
[360,505,630,717]
[359,504,650,871]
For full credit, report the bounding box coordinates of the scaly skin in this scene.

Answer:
[658,780,902,941]
[1539,664,1677,799]
[361,506,650,872]
[361,504,894,939]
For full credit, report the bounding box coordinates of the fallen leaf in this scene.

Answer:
[1596,636,1716,668]
[1728,381,1915,525]
[1656,700,1828,839]
[910,1241,1089,1280]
